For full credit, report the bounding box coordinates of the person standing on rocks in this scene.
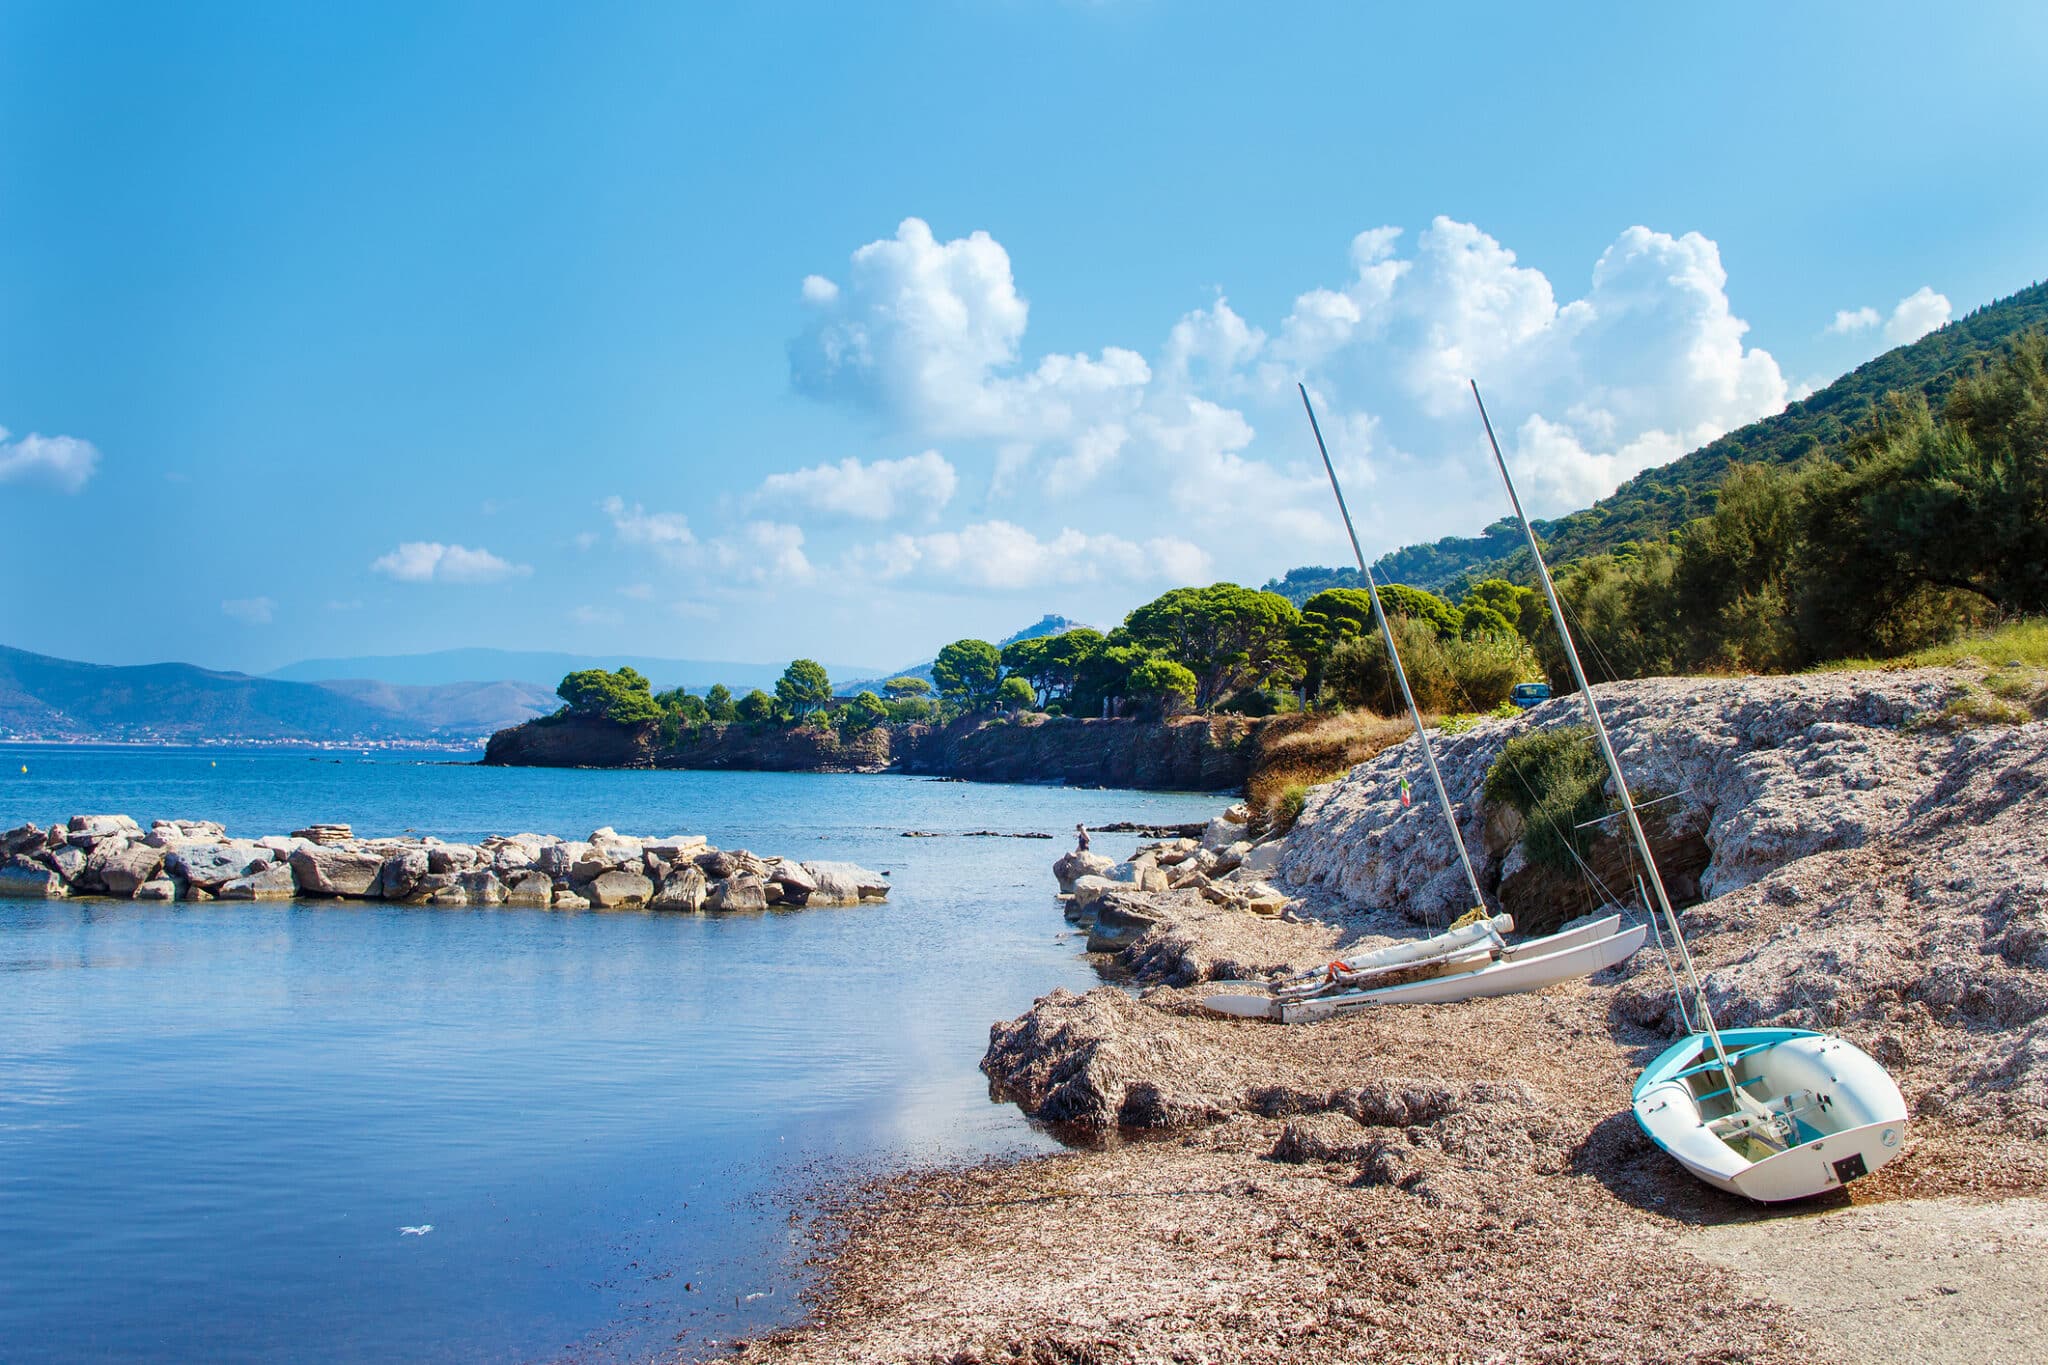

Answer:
[1074,823,1091,854]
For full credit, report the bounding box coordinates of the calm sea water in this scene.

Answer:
[0,746,1222,1363]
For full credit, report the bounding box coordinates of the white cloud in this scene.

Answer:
[370,542,530,584]
[220,596,276,625]
[790,216,1148,440]
[601,496,694,551]
[788,213,1805,595]
[0,427,100,493]
[847,520,1209,592]
[572,604,625,627]
[1827,306,1880,335]
[1884,286,1951,344]
[756,450,957,521]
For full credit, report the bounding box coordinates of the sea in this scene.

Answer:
[0,744,1223,1363]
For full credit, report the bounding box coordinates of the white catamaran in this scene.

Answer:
[1471,380,1909,1202]
[1199,386,1647,1023]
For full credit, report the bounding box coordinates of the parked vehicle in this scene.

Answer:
[1509,682,1552,709]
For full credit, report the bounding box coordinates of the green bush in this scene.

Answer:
[1483,725,1610,874]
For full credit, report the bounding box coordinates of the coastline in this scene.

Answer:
[732,667,2048,1363]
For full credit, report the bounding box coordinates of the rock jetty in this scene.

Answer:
[0,815,889,911]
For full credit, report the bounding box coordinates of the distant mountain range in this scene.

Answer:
[1264,277,2048,599]
[0,645,559,745]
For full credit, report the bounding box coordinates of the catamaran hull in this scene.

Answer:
[1633,1028,1910,1202]
[1280,922,1646,1021]
[1200,915,1646,1021]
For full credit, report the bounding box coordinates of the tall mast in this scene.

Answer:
[1470,380,1736,1075]
[1300,383,1487,916]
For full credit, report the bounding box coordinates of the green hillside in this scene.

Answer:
[1266,278,2048,597]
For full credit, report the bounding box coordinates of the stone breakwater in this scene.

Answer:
[0,815,889,912]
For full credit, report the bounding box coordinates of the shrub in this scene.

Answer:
[1483,726,1610,875]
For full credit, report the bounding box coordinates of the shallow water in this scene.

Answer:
[0,746,1221,1362]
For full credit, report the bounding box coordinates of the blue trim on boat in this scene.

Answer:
[1631,1025,1824,1121]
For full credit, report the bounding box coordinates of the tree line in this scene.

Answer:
[551,578,1550,739]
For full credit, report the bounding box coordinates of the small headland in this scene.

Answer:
[739,664,2048,1363]
[482,711,1267,791]
[0,816,889,911]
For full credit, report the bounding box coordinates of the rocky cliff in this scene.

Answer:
[483,712,1262,790]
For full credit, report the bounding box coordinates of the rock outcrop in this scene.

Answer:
[483,711,1264,791]
[0,815,889,914]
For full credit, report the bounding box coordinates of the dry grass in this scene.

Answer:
[1244,710,1414,831]
[1814,618,2048,673]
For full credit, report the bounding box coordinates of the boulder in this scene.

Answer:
[67,814,140,846]
[552,888,590,910]
[1069,876,1120,916]
[538,840,590,880]
[645,836,709,859]
[503,872,554,907]
[651,866,708,911]
[90,840,166,896]
[706,872,768,912]
[767,860,817,904]
[1085,895,1160,953]
[459,869,505,905]
[376,847,431,900]
[428,887,469,907]
[1238,841,1285,878]
[256,836,316,858]
[167,842,271,891]
[220,863,296,900]
[426,844,479,875]
[1201,815,1249,851]
[585,869,655,908]
[134,878,178,902]
[0,857,67,898]
[1053,849,1115,892]
[149,819,224,844]
[486,841,537,874]
[569,849,617,883]
[2,823,48,857]
[801,861,889,906]
[44,844,88,883]
[290,846,386,898]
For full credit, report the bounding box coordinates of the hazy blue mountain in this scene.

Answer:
[265,647,890,693]
[0,645,556,743]
[841,615,1090,693]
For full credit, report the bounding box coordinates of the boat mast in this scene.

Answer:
[1300,383,1487,917]
[1469,380,1738,1075]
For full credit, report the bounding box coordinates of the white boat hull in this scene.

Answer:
[1633,1028,1910,1202]
[1280,922,1647,1021]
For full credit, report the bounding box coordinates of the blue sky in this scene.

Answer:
[3,2,2043,677]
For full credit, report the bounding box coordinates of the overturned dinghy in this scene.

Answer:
[1202,912,1647,1022]
[1633,1028,1909,1202]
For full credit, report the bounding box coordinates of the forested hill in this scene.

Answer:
[1265,277,2048,600]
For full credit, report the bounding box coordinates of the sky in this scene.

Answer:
[4,2,2045,677]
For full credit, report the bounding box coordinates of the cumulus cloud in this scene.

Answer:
[787,213,1809,588]
[0,427,100,493]
[1827,306,1881,335]
[847,520,1209,592]
[1884,286,1951,344]
[790,216,1149,440]
[220,596,276,625]
[370,542,530,584]
[705,520,814,587]
[756,450,957,521]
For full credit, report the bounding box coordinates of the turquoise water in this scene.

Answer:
[0,746,1221,1362]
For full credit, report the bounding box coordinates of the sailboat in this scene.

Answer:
[1471,381,1909,1202]
[1199,387,1646,1023]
